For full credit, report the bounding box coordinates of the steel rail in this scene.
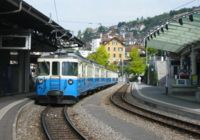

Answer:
[41,106,87,140]
[110,84,200,137]
[63,105,88,140]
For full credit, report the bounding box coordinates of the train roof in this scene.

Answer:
[39,51,117,73]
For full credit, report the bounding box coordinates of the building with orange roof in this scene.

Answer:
[101,37,125,64]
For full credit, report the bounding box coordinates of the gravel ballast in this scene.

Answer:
[16,103,46,140]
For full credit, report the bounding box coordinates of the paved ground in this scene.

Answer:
[0,93,33,140]
[133,82,200,120]
[76,85,160,140]
[134,83,200,109]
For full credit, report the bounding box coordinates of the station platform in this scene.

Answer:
[132,82,200,120]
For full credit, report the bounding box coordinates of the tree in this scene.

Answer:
[77,30,82,39]
[82,28,94,42]
[97,25,108,34]
[147,47,158,56]
[87,45,109,66]
[87,52,97,61]
[117,22,126,28]
[106,63,118,71]
[127,48,146,76]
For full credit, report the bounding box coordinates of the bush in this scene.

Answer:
[149,70,158,85]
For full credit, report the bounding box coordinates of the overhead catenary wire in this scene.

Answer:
[146,0,200,38]
[173,0,198,10]
[53,0,59,22]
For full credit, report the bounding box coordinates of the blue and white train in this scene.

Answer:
[35,52,118,104]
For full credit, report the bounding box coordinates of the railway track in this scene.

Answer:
[110,84,200,137]
[41,106,87,140]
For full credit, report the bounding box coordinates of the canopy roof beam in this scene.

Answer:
[147,40,182,52]
[146,10,200,53]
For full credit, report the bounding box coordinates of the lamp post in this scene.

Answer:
[121,59,124,82]
[147,63,150,84]
[144,38,149,84]
[119,59,124,82]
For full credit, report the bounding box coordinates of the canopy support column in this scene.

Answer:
[191,48,197,75]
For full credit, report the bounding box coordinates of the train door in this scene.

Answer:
[81,63,87,92]
[95,66,99,88]
[78,62,82,93]
[50,61,61,90]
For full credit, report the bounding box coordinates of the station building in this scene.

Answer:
[145,9,200,96]
[0,0,83,95]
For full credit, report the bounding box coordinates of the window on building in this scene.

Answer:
[114,47,116,51]
[113,61,117,65]
[112,40,118,45]
[119,54,122,58]
[112,40,115,45]
[108,47,110,51]
[118,48,123,51]
[113,53,116,58]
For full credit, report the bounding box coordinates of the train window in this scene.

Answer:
[38,62,50,76]
[87,66,93,77]
[101,69,104,77]
[52,62,60,75]
[62,62,78,76]
[95,67,99,77]
[82,64,86,77]
[78,63,82,77]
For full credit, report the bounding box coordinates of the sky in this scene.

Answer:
[24,0,200,35]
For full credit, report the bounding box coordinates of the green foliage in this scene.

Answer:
[149,69,158,85]
[82,28,95,42]
[87,45,109,66]
[106,63,118,71]
[127,48,146,75]
[123,65,132,76]
[117,22,126,28]
[169,8,193,17]
[81,7,194,44]
[130,47,140,60]
[98,26,108,34]
[147,47,158,56]
[87,52,97,61]
[77,30,82,39]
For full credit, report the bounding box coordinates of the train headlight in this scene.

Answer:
[38,79,44,84]
[68,79,73,85]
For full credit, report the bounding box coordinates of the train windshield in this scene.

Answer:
[38,62,50,76]
[62,62,78,76]
[52,62,60,75]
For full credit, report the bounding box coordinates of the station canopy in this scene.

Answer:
[0,0,84,52]
[146,9,200,53]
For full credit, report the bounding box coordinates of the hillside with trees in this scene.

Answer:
[78,7,195,44]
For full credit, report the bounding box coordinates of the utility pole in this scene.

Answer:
[121,59,124,82]
[144,38,149,84]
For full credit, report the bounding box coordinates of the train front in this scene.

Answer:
[35,57,79,104]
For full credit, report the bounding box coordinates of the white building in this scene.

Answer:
[79,50,93,58]
[91,38,101,52]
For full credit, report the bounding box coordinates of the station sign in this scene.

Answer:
[0,30,31,50]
